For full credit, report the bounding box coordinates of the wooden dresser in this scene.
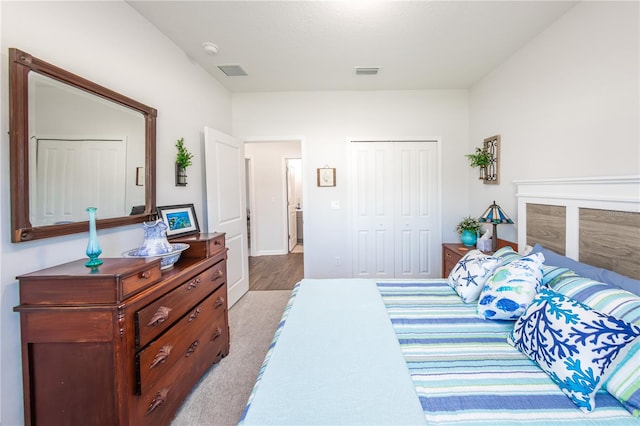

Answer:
[14,233,229,426]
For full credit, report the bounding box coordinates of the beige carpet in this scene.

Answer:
[171,290,291,426]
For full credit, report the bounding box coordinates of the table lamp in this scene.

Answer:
[479,200,514,251]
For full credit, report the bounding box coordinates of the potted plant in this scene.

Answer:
[466,147,492,180]
[456,216,482,247]
[175,137,194,186]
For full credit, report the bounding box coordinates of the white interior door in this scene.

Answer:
[394,142,439,277]
[204,127,249,307]
[34,138,126,225]
[286,160,297,251]
[351,142,395,278]
[351,141,439,278]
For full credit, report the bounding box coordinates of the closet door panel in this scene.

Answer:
[351,141,439,279]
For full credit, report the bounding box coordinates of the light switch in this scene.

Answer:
[331,200,340,209]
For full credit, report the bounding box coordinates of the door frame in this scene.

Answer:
[285,157,302,252]
[346,137,443,278]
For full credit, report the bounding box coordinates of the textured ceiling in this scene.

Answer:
[128,1,577,92]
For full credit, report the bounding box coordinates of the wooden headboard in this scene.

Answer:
[515,176,640,279]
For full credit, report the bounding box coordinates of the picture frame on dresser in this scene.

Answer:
[157,204,200,238]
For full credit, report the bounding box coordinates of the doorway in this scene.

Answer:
[286,158,303,253]
[245,141,304,290]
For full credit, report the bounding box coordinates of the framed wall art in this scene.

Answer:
[317,167,336,187]
[157,204,200,238]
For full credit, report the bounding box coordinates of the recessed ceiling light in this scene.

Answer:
[202,42,219,55]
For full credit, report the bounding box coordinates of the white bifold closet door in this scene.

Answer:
[351,141,439,279]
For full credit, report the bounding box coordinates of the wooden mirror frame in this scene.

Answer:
[8,48,157,242]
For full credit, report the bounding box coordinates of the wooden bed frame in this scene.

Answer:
[515,175,640,279]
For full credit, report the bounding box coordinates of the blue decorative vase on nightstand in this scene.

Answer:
[460,230,477,247]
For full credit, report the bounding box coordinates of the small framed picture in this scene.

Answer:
[157,204,200,238]
[317,167,336,187]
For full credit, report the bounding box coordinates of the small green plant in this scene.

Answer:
[465,147,492,168]
[456,216,482,235]
[175,137,194,169]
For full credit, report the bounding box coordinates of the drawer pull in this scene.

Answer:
[146,387,169,416]
[140,270,152,279]
[211,269,224,280]
[149,345,173,369]
[186,278,202,290]
[188,307,202,322]
[214,296,225,309]
[147,306,171,327]
[214,239,222,246]
[186,340,199,357]
[211,327,223,341]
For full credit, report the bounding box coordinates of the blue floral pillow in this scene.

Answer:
[477,252,544,320]
[447,250,500,303]
[508,287,640,412]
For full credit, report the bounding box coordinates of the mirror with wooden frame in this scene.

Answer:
[9,48,157,242]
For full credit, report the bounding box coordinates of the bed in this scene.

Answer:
[240,176,640,425]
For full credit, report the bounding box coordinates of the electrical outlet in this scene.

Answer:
[335,256,341,266]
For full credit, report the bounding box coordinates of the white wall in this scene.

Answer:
[469,0,639,244]
[0,2,231,424]
[245,141,302,255]
[233,90,470,278]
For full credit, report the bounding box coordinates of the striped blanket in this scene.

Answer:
[377,280,638,425]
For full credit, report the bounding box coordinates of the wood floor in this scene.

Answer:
[248,252,304,291]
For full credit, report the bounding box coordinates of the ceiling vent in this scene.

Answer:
[218,65,248,77]
[355,66,381,76]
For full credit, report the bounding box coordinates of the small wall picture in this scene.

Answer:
[317,167,336,187]
[157,204,200,238]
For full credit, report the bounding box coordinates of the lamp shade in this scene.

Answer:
[479,201,513,224]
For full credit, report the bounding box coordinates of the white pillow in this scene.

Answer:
[448,250,500,303]
[477,252,544,320]
[508,287,640,412]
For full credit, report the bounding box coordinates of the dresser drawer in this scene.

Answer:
[136,260,226,348]
[136,285,228,395]
[443,251,458,278]
[122,264,163,300]
[133,295,229,425]
[176,233,226,259]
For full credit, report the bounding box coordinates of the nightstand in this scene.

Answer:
[442,243,473,278]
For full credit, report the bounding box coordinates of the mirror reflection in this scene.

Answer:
[9,48,156,242]
[29,73,146,226]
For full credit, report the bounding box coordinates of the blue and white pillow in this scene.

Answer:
[508,287,640,412]
[492,246,571,286]
[477,252,544,320]
[447,250,500,303]
[551,273,640,416]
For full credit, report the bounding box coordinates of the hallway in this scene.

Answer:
[248,251,303,291]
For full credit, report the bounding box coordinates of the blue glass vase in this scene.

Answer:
[85,207,103,268]
[460,229,477,247]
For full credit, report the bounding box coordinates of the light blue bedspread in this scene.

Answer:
[240,279,638,425]
[240,279,427,425]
